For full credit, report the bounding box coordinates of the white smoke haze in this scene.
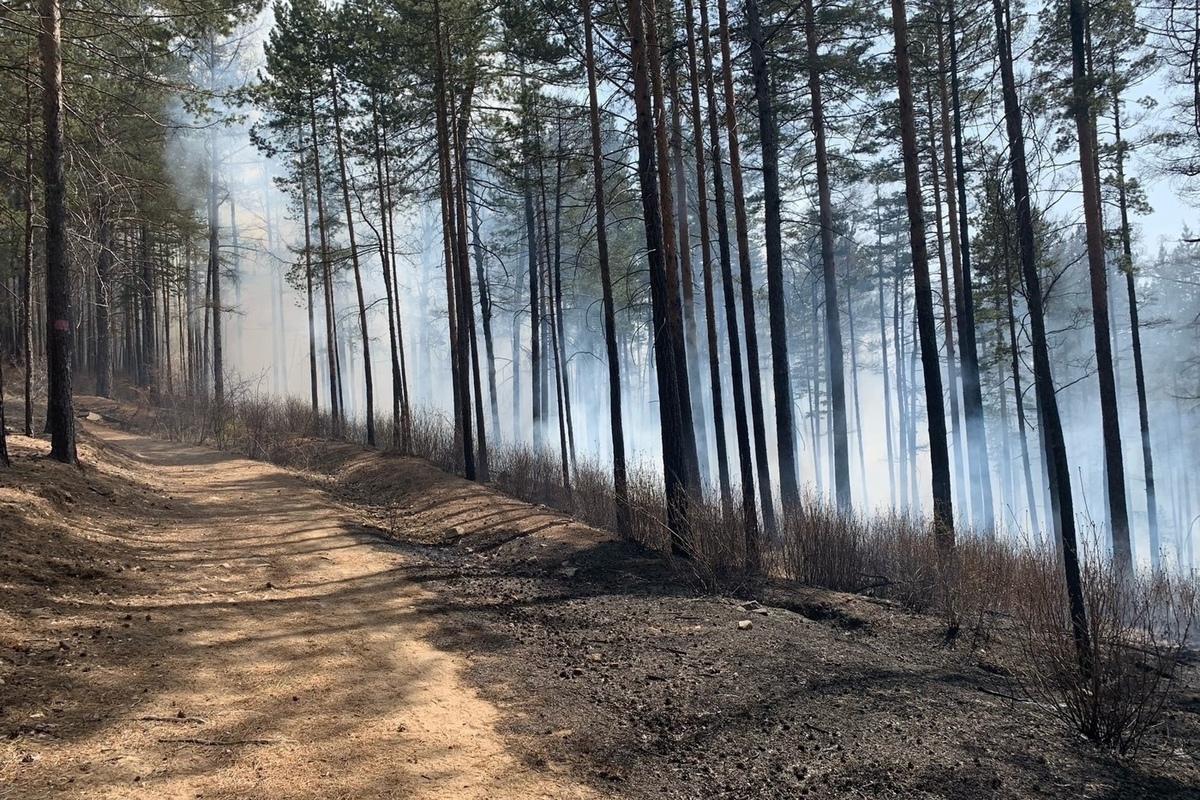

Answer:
[158,6,1200,574]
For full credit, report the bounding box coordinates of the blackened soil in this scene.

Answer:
[390,534,1200,800]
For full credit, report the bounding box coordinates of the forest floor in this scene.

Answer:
[1,410,1198,799]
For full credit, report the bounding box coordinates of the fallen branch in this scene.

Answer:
[157,737,290,746]
[975,685,1028,703]
[137,715,206,724]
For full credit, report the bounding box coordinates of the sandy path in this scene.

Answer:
[8,423,595,800]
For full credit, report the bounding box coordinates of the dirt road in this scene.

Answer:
[1,424,596,799]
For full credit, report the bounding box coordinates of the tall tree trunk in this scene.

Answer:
[370,104,404,449]
[894,274,909,513]
[40,0,75,464]
[927,87,967,522]
[95,191,113,398]
[717,0,777,541]
[582,0,632,538]
[699,0,758,533]
[328,65,375,447]
[140,224,156,398]
[299,143,320,417]
[668,35,710,488]
[432,4,471,478]
[748,0,800,509]
[645,0,702,497]
[845,266,868,505]
[549,123,575,469]
[525,163,541,449]
[994,0,1091,677]
[382,145,413,449]
[465,161,501,440]
[948,0,995,533]
[1004,252,1042,542]
[684,0,732,507]
[891,0,954,546]
[805,0,850,512]
[23,77,35,436]
[628,0,693,555]
[877,202,897,508]
[308,96,341,433]
[451,80,489,480]
[1112,90,1159,567]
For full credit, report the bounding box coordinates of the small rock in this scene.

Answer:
[752,607,769,616]
[737,620,754,631]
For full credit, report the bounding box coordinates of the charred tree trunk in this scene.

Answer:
[805,0,851,512]
[994,0,1091,676]
[668,35,710,488]
[877,203,897,509]
[891,0,954,546]
[927,87,967,522]
[748,0,801,509]
[465,161,501,440]
[684,0,732,507]
[645,0,701,497]
[949,0,995,533]
[582,0,632,538]
[718,0,776,542]
[1112,91,1159,567]
[629,0,694,555]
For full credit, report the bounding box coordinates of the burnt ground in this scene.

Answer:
[306,425,1200,800]
[374,526,1200,800]
[7,407,1200,800]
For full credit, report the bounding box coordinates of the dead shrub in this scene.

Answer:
[1014,549,1199,753]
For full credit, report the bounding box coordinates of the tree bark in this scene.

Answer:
[717,0,777,542]
[805,0,851,512]
[95,191,114,398]
[328,61,375,447]
[23,75,34,437]
[299,141,320,417]
[628,0,693,555]
[748,0,801,509]
[948,0,995,533]
[1112,90,1159,567]
[994,0,1091,677]
[683,0,732,507]
[891,0,954,546]
[39,0,76,464]
[308,96,341,433]
[582,0,632,538]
